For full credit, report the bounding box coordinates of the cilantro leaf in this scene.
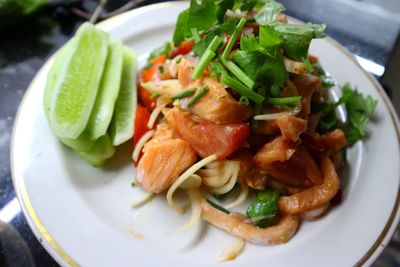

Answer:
[173,0,218,46]
[233,50,265,80]
[148,42,172,61]
[209,61,226,78]
[315,83,377,146]
[215,0,235,23]
[259,26,282,52]
[193,18,239,57]
[186,0,218,37]
[254,0,285,26]
[173,10,189,46]
[246,188,280,228]
[233,48,287,88]
[272,22,326,61]
[240,34,262,52]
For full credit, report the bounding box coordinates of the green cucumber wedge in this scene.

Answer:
[43,38,77,119]
[109,46,138,146]
[87,39,123,140]
[49,22,109,139]
[78,134,116,167]
[60,131,96,153]
[61,132,115,166]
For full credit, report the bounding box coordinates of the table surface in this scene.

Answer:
[0,0,399,266]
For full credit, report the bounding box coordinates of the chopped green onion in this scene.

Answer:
[188,86,209,107]
[221,73,265,104]
[207,199,230,214]
[220,56,255,89]
[158,65,164,74]
[150,93,159,99]
[171,89,196,100]
[192,36,221,79]
[191,28,201,43]
[208,35,222,52]
[192,50,215,79]
[270,84,281,97]
[302,57,314,73]
[239,96,250,105]
[222,18,246,59]
[251,88,266,129]
[265,96,302,106]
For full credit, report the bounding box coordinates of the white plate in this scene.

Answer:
[11,2,400,267]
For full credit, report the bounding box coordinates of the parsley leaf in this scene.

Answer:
[254,0,285,26]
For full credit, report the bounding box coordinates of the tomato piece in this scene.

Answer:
[172,109,250,159]
[138,55,167,111]
[170,40,195,59]
[133,105,152,146]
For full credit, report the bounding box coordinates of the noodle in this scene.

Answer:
[254,106,301,121]
[167,154,217,213]
[179,189,202,230]
[147,96,171,129]
[217,237,245,262]
[132,130,155,162]
[200,160,240,194]
[131,192,154,208]
[224,183,249,209]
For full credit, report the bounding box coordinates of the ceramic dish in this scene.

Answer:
[11,2,400,266]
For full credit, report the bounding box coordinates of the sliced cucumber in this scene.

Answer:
[49,22,109,139]
[86,39,123,140]
[78,134,116,167]
[109,46,138,146]
[43,38,77,119]
[60,131,96,153]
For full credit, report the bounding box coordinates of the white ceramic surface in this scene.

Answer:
[11,2,400,267]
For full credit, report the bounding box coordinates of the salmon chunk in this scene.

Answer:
[136,123,197,193]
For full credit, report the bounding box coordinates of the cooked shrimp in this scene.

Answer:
[275,115,307,142]
[201,199,299,246]
[319,129,346,152]
[255,143,321,187]
[253,136,295,166]
[278,157,340,215]
[293,74,322,119]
